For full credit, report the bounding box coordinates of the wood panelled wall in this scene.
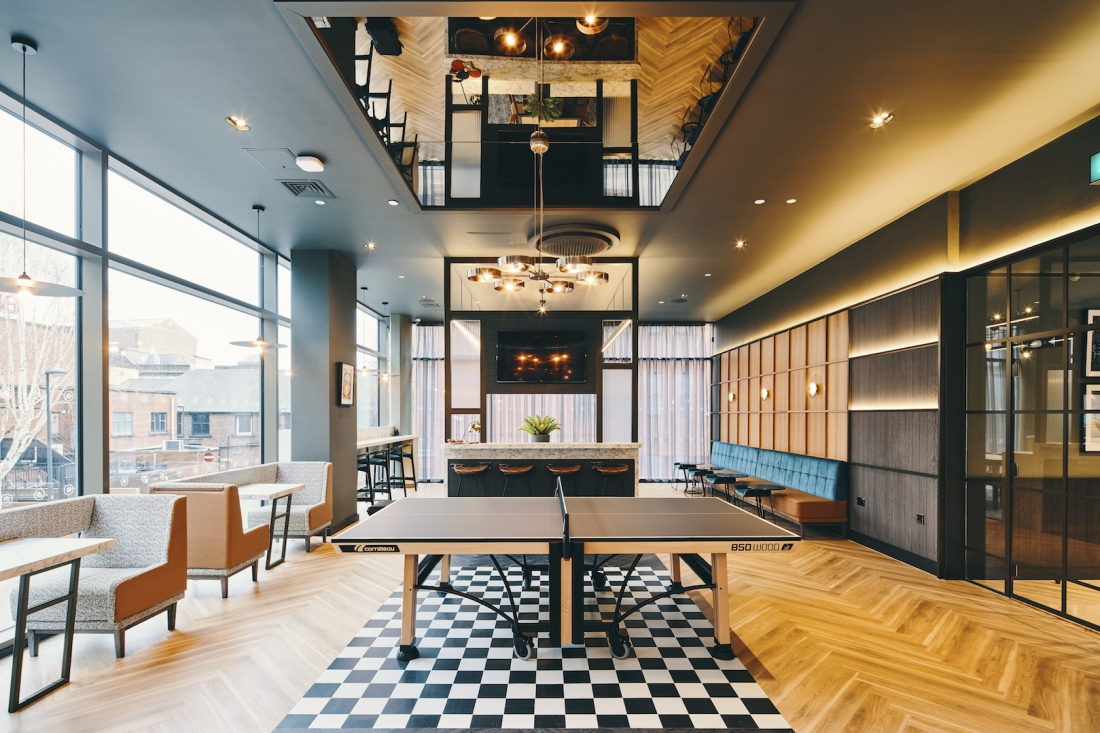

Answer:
[848,280,941,567]
[717,313,848,460]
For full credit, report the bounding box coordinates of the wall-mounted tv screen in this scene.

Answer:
[496,331,587,383]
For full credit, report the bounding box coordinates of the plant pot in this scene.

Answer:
[530,434,551,442]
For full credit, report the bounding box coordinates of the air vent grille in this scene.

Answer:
[279,179,335,199]
[670,297,688,304]
[527,224,620,257]
[419,299,442,309]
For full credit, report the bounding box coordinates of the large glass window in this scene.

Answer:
[0,109,78,237]
[0,234,80,504]
[107,170,261,305]
[107,269,261,491]
[278,323,291,461]
[412,324,444,480]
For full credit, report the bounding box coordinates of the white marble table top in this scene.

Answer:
[0,537,115,582]
[443,442,640,460]
[357,434,417,450]
[237,483,304,501]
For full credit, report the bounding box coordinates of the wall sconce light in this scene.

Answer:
[761,387,770,401]
[808,381,819,398]
[728,391,735,402]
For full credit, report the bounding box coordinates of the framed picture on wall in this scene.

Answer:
[1086,310,1100,376]
[1084,385,1100,452]
[338,362,355,406]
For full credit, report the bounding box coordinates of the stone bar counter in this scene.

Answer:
[443,442,641,497]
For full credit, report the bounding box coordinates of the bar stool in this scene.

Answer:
[391,439,418,494]
[453,463,491,496]
[593,463,630,496]
[706,473,743,502]
[687,467,710,495]
[547,465,581,496]
[674,462,697,492]
[499,464,534,496]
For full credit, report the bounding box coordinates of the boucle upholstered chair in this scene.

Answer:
[1,494,187,658]
[149,483,268,597]
[163,462,333,552]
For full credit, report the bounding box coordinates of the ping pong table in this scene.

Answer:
[332,486,799,662]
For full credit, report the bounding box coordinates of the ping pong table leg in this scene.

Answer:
[559,556,572,645]
[439,554,452,592]
[399,554,420,661]
[668,554,684,593]
[709,552,734,660]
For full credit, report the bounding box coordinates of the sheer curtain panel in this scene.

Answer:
[412,325,445,480]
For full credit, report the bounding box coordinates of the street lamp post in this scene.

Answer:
[45,368,67,500]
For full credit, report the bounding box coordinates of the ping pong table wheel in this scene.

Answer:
[608,633,632,660]
[591,569,609,592]
[397,644,420,662]
[513,635,536,660]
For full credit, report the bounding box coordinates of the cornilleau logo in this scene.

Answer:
[343,544,400,553]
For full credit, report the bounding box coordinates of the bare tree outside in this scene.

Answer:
[0,233,78,500]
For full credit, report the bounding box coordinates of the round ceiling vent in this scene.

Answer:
[527,224,620,257]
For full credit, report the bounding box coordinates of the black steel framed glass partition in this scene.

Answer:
[965,229,1100,629]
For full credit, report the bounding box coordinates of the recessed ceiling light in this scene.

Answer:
[658,301,664,304]
[398,275,405,279]
[870,112,894,128]
[387,199,399,206]
[735,240,746,249]
[786,198,797,204]
[704,273,711,277]
[365,242,376,250]
[754,199,765,205]
[680,294,687,298]
[296,155,324,172]
[314,200,325,205]
[225,115,249,131]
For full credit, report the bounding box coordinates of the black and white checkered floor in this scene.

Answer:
[277,561,792,732]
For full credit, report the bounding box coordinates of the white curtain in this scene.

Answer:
[487,393,597,443]
[639,161,677,206]
[638,325,712,480]
[603,160,632,198]
[412,325,445,480]
[418,162,445,206]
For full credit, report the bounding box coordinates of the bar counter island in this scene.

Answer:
[443,442,641,497]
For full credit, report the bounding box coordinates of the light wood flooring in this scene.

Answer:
[2,484,1099,732]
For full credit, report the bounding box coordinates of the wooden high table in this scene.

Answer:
[0,537,115,712]
[237,483,303,569]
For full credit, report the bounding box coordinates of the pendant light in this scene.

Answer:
[230,205,284,351]
[0,36,83,300]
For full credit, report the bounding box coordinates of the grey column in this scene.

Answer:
[388,314,413,434]
[79,150,107,495]
[291,250,358,531]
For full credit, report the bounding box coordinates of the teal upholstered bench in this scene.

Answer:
[707,442,848,537]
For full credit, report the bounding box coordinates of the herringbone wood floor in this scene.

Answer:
[2,484,1098,732]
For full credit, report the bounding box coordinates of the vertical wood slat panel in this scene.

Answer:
[761,413,774,450]
[738,379,748,417]
[807,412,826,457]
[749,412,760,447]
[775,330,790,372]
[749,341,761,377]
[849,280,939,358]
[827,361,849,412]
[827,412,848,460]
[790,369,807,412]
[828,311,849,362]
[738,412,748,446]
[761,374,774,412]
[730,348,739,381]
[774,412,789,452]
[727,410,737,444]
[808,318,828,366]
[808,366,827,412]
[790,326,807,369]
[720,411,729,442]
[789,412,806,453]
[775,371,789,411]
[721,351,730,383]
[761,336,774,375]
[739,347,749,379]
[750,377,761,412]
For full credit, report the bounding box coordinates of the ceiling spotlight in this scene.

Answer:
[576,16,608,34]
[544,34,575,59]
[296,155,324,172]
[735,240,746,249]
[365,242,376,250]
[498,255,534,273]
[659,301,665,304]
[577,271,609,285]
[387,199,399,206]
[494,27,526,55]
[467,267,503,283]
[314,200,325,205]
[754,199,765,205]
[398,275,405,279]
[870,112,894,128]
[557,255,592,273]
[225,116,250,131]
[786,198,797,204]
[704,273,712,277]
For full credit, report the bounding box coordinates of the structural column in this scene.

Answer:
[291,250,358,531]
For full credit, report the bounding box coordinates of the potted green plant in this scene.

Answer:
[519,415,560,442]
[523,95,562,122]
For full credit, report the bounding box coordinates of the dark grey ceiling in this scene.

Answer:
[4,0,1100,323]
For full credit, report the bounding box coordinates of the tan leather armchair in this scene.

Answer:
[150,483,268,597]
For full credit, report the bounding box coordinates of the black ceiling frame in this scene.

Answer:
[274,1,795,213]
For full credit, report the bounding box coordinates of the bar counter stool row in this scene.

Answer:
[451,462,631,496]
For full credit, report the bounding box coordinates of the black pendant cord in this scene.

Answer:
[20,43,28,276]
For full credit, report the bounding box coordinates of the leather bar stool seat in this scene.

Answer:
[546,464,581,496]
[593,464,630,496]
[499,464,534,496]
[453,463,491,497]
